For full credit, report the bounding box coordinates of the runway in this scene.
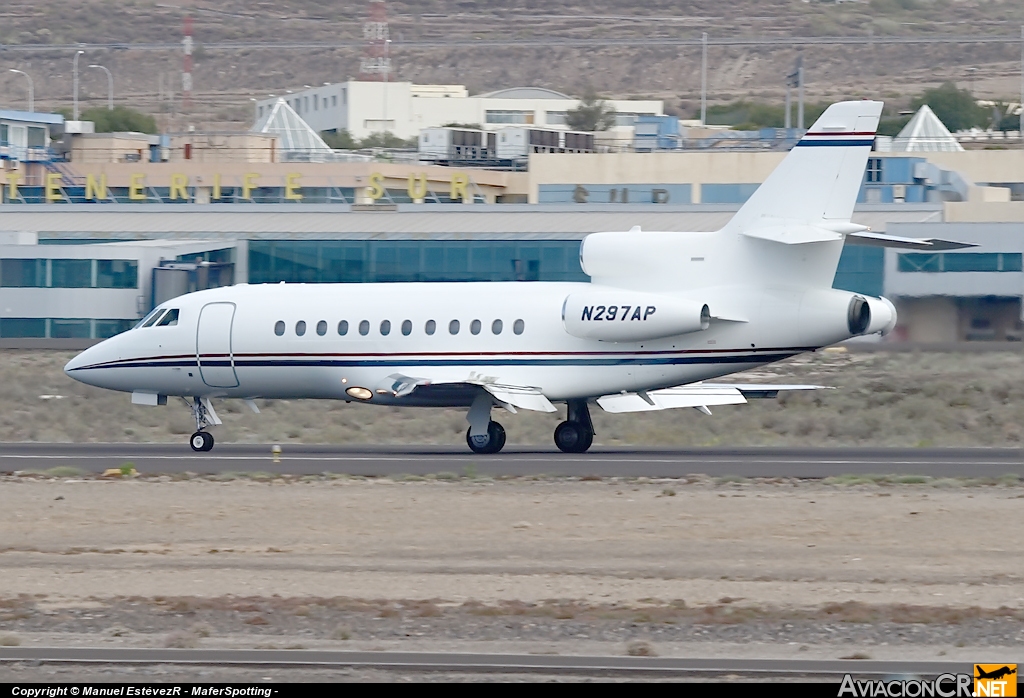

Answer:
[0,647,972,678]
[0,443,1021,478]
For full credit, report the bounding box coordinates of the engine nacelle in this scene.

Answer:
[563,290,709,342]
[799,289,897,345]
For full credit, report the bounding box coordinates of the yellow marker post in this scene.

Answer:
[128,173,147,201]
[271,444,282,464]
[168,173,189,201]
[241,173,260,200]
[45,173,63,202]
[284,172,303,201]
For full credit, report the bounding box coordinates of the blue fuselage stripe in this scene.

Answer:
[72,353,800,371]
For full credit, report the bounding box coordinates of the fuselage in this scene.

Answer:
[63,279,843,407]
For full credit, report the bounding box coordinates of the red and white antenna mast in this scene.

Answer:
[182,14,194,109]
[359,0,391,82]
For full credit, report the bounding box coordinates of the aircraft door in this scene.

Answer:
[196,302,239,388]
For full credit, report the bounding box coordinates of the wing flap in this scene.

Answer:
[597,386,747,414]
[482,383,558,413]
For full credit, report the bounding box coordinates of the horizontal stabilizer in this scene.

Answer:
[742,225,842,246]
[845,231,976,251]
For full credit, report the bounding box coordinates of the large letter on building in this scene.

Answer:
[45,173,63,203]
[5,172,19,202]
[85,173,108,201]
[212,173,222,200]
[169,173,189,201]
[450,172,470,203]
[284,172,303,201]
[129,173,147,201]
[368,172,385,201]
[407,173,428,202]
[242,172,260,201]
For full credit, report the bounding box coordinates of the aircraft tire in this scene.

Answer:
[554,420,592,454]
[190,431,214,452]
[466,421,505,454]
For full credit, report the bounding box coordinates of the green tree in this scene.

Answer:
[321,129,358,149]
[359,131,417,149]
[441,122,483,130]
[911,82,988,131]
[58,106,157,134]
[565,90,616,132]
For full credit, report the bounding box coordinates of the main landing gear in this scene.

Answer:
[554,399,595,454]
[185,396,220,452]
[465,391,506,454]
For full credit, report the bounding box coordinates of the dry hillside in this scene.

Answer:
[1,1,1022,129]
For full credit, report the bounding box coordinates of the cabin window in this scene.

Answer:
[359,320,369,336]
[274,320,285,336]
[380,320,391,336]
[425,320,436,335]
[492,319,503,334]
[470,319,481,335]
[401,319,412,336]
[449,319,460,335]
[156,309,179,326]
[338,320,349,336]
[513,319,525,335]
[316,320,327,336]
[295,320,306,336]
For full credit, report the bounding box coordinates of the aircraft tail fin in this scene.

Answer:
[725,100,883,233]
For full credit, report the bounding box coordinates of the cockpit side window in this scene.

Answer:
[141,309,167,328]
[134,308,162,329]
[156,309,179,326]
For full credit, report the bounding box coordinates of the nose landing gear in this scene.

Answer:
[190,431,215,452]
[554,399,595,453]
[466,420,506,454]
[184,396,221,452]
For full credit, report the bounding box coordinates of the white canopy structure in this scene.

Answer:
[891,104,964,152]
[251,98,367,162]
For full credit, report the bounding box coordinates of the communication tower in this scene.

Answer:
[359,0,391,82]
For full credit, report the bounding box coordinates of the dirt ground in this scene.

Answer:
[1,475,1022,664]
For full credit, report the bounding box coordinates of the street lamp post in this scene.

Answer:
[700,32,708,127]
[8,69,33,112]
[89,64,113,110]
[72,50,84,121]
[383,38,392,139]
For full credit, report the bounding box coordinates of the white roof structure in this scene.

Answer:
[250,99,350,162]
[891,105,964,152]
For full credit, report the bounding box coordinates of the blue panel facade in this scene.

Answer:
[832,245,884,297]
[700,183,760,204]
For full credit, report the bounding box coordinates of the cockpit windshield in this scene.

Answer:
[135,308,164,329]
[156,309,179,326]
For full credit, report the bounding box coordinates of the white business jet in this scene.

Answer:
[64,100,967,454]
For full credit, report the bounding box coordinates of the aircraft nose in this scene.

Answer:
[64,340,115,386]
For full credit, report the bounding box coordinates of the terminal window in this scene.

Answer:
[898,252,1023,273]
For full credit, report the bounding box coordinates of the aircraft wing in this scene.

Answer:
[376,373,557,413]
[597,383,829,413]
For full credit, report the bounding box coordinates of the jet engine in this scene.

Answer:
[562,290,710,342]
[798,289,897,345]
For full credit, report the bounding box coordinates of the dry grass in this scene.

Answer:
[0,633,21,646]
[13,349,1024,448]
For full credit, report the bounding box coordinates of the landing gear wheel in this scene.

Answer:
[190,431,214,452]
[466,421,506,454]
[554,420,593,454]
